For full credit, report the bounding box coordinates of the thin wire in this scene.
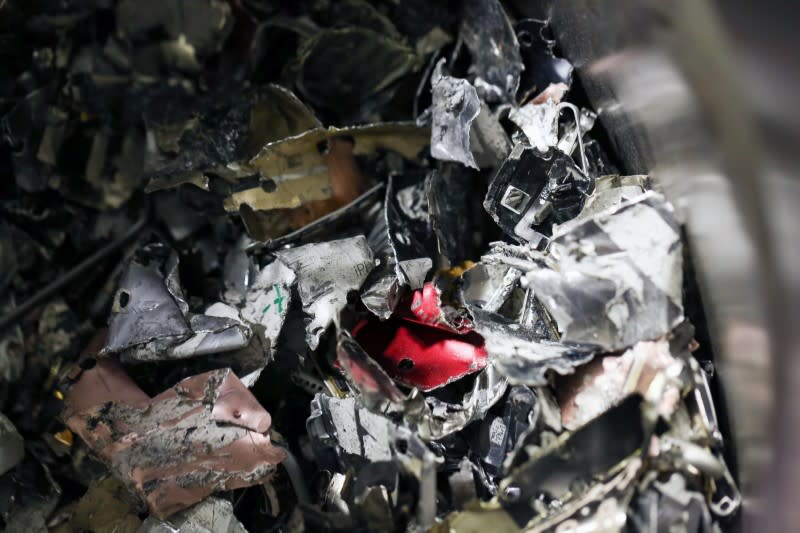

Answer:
[0,212,148,332]
[557,101,590,176]
[279,446,311,506]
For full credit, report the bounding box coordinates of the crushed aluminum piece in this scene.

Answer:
[508,99,559,152]
[63,360,286,519]
[461,0,522,104]
[165,303,252,360]
[406,363,508,441]
[523,191,683,351]
[137,497,247,533]
[0,413,24,476]
[514,19,574,103]
[337,331,504,441]
[429,59,481,169]
[470,307,595,385]
[460,262,523,314]
[559,173,649,228]
[470,104,512,168]
[103,248,191,356]
[307,394,393,467]
[275,235,374,350]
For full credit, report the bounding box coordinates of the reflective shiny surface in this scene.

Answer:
[522,0,800,530]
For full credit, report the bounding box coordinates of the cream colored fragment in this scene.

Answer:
[223,168,332,211]
[230,123,429,212]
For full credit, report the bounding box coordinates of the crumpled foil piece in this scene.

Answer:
[508,99,559,152]
[428,59,481,169]
[523,191,683,351]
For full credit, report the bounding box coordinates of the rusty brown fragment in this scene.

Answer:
[285,136,366,228]
[63,359,286,518]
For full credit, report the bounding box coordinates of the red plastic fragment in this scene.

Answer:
[352,315,487,391]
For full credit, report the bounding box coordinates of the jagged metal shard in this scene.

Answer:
[472,307,595,385]
[275,235,374,350]
[524,191,683,351]
[104,248,191,355]
[104,247,253,363]
[307,394,393,468]
[429,60,481,169]
[461,0,522,104]
[484,144,590,247]
[361,208,402,319]
[385,174,436,289]
[63,360,286,519]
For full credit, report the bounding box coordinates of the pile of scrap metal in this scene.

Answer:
[0,0,739,531]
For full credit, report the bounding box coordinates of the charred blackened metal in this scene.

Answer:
[385,173,437,289]
[460,0,523,104]
[514,19,574,104]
